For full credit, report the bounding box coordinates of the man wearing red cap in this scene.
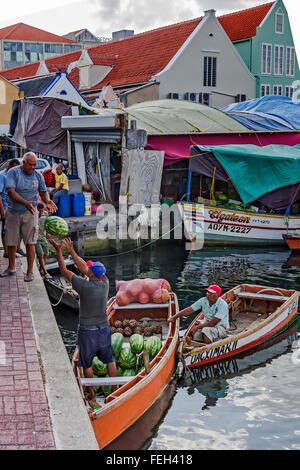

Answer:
[169,284,229,344]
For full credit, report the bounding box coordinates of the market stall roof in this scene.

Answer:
[189,143,300,210]
[223,96,300,131]
[122,100,249,135]
[224,110,294,132]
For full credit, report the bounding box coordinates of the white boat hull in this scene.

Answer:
[178,202,300,246]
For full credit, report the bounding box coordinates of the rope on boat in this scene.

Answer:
[49,288,65,307]
[99,220,184,258]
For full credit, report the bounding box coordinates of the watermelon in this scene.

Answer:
[92,357,107,377]
[217,194,228,203]
[111,332,124,356]
[44,216,68,237]
[145,336,162,360]
[136,353,144,371]
[117,366,124,377]
[118,347,137,369]
[102,375,112,396]
[129,334,144,354]
[122,369,136,377]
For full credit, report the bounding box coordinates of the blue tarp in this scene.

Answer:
[222,96,300,132]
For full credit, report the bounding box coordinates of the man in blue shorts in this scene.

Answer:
[1,152,57,281]
[169,284,229,344]
[47,236,117,402]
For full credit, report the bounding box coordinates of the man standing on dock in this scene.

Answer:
[0,152,57,281]
[47,237,117,402]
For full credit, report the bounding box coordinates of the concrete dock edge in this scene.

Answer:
[23,260,99,450]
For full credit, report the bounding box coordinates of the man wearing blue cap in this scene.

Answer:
[47,236,117,402]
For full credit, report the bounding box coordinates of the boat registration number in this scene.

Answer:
[207,223,252,234]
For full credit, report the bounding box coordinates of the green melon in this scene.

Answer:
[122,369,136,377]
[101,375,112,396]
[92,357,107,377]
[217,194,228,203]
[145,336,162,360]
[117,366,124,377]
[111,332,124,357]
[44,216,69,237]
[129,334,144,354]
[93,375,101,394]
[118,347,137,369]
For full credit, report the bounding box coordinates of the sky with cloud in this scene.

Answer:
[0,0,299,52]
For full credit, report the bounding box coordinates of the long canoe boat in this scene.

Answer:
[179,284,299,369]
[180,321,298,386]
[72,292,180,449]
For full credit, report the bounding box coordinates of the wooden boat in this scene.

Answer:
[179,284,299,369]
[179,201,300,247]
[72,292,180,449]
[283,233,300,254]
[177,143,300,247]
[180,321,298,386]
[104,378,177,450]
[43,258,79,310]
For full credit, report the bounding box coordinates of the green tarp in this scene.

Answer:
[195,144,300,205]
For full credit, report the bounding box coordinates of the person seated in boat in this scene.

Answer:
[47,236,117,402]
[168,284,229,344]
[36,203,50,278]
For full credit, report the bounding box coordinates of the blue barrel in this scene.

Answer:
[57,194,71,218]
[71,193,85,217]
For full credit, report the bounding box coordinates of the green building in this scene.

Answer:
[221,1,300,98]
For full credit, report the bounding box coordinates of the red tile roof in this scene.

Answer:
[0,22,76,43]
[0,3,275,90]
[219,2,275,42]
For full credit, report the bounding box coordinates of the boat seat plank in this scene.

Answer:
[237,292,289,301]
[114,302,170,310]
[80,376,136,387]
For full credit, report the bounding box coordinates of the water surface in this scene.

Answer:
[53,243,300,450]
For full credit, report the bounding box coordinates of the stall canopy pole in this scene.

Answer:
[187,170,192,202]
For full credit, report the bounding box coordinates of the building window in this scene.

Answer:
[274,45,284,75]
[261,84,271,97]
[203,56,217,87]
[63,44,82,54]
[275,9,284,34]
[285,86,294,98]
[286,46,295,76]
[24,43,43,63]
[44,43,64,59]
[273,85,283,95]
[3,41,23,68]
[261,43,272,75]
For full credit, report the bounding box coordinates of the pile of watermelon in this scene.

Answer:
[92,329,162,396]
[115,278,171,306]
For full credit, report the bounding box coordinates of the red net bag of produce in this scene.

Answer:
[115,278,171,306]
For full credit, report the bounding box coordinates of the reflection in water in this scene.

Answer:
[53,243,300,450]
[179,323,298,410]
